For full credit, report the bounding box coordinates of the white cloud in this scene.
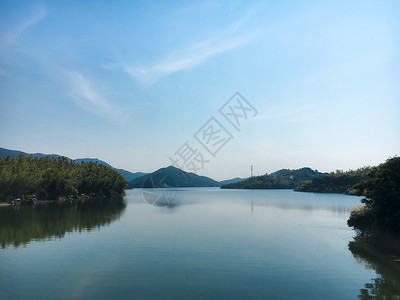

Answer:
[112,6,260,86]
[122,35,252,86]
[230,3,262,33]
[1,7,47,50]
[66,71,127,123]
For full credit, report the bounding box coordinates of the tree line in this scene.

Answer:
[0,154,127,202]
[348,157,400,234]
[295,167,371,194]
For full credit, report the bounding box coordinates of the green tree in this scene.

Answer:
[0,154,128,202]
[348,157,400,233]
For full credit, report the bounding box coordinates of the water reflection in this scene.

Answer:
[0,197,126,248]
[349,234,400,298]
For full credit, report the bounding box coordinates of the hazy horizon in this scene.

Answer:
[0,145,392,182]
[1,1,399,181]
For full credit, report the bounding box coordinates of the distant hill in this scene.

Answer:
[219,177,246,186]
[0,147,61,159]
[74,158,111,166]
[221,167,327,189]
[295,167,370,194]
[130,166,220,188]
[0,147,142,182]
[115,169,147,182]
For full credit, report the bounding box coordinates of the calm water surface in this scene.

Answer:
[1,188,399,299]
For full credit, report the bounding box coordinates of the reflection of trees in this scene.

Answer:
[349,234,400,299]
[0,197,125,248]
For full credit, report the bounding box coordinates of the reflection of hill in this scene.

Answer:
[349,235,400,299]
[0,197,125,248]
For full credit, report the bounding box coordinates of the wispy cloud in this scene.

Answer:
[66,71,127,123]
[121,35,252,86]
[109,6,260,86]
[1,7,47,50]
[230,3,262,33]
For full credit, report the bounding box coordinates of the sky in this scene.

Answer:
[0,0,399,181]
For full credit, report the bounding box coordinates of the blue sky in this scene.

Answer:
[0,0,399,180]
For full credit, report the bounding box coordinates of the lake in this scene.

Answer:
[1,188,399,299]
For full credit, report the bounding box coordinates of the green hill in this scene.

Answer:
[0,154,127,202]
[221,167,327,189]
[130,166,220,188]
[219,177,246,185]
[0,147,143,182]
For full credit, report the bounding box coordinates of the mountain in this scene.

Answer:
[73,159,147,182]
[74,158,111,166]
[219,177,246,185]
[115,169,147,182]
[221,167,327,189]
[130,166,220,188]
[0,147,142,182]
[269,168,327,180]
[0,147,61,159]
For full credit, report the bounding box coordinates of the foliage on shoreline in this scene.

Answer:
[0,154,127,202]
[348,157,400,234]
[221,167,327,189]
[295,167,370,194]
